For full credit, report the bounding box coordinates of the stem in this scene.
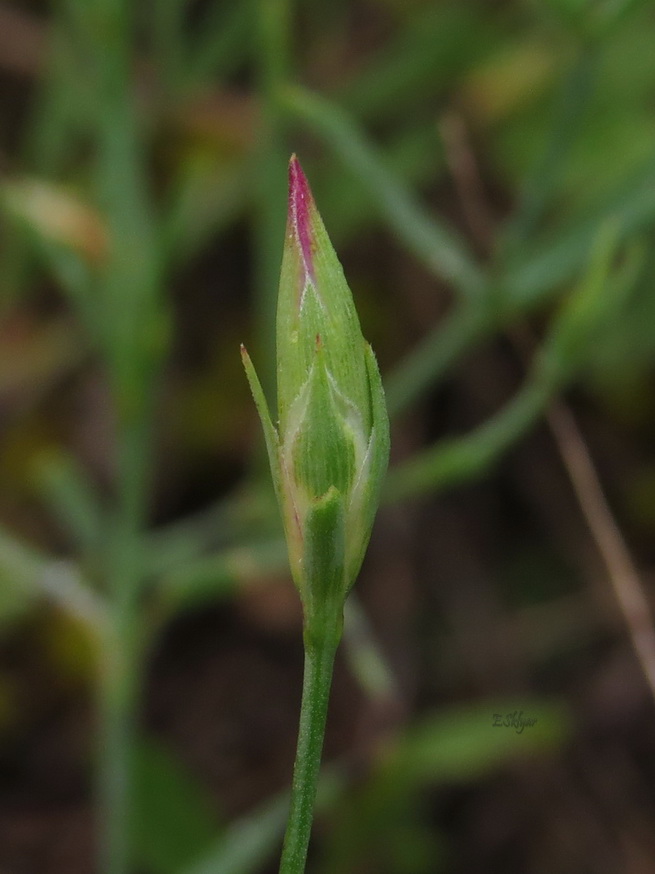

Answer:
[278,627,340,874]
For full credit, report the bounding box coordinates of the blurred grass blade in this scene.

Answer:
[502,50,597,249]
[181,796,288,874]
[384,376,552,503]
[593,0,653,32]
[151,0,187,90]
[0,525,103,630]
[321,700,569,874]
[0,526,47,628]
[281,85,485,297]
[158,538,289,614]
[504,152,655,308]
[182,0,252,92]
[384,154,654,419]
[337,3,499,124]
[384,301,488,418]
[0,177,101,318]
[252,0,293,395]
[26,20,98,174]
[386,700,569,782]
[144,488,273,576]
[181,770,344,874]
[343,596,398,702]
[537,223,643,383]
[318,125,445,245]
[161,156,249,270]
[386,225,640,503]
[133,739,220,874]
[33,451,103,558]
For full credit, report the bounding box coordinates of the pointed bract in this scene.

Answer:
[240,345,280,493]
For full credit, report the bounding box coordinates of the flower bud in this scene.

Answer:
[242,156,389,619]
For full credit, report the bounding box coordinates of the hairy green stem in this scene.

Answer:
[278,625,340,874]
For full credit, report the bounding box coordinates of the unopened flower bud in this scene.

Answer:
[241,156,389,622]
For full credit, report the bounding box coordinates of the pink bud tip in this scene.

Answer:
[289,154,315,282]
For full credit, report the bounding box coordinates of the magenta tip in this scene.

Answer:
[288,154,315,282]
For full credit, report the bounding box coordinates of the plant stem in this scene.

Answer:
[278,626,340,874]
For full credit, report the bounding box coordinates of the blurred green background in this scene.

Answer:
[1,0,655,872]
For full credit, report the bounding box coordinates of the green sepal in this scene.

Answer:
[290,337,358,500]
[345,342,390,586]
[241,345,281,500]
[302,485,346,642]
